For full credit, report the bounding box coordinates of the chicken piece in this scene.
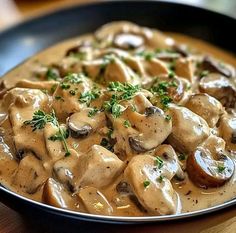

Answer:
[142,58,169,77]
[4,88,49,161]
[154,144,185,180]
[149,74,191,106]
[43,123,65,165]
[67,108,106,139]
[75,145,124,190]
[199,73,236,108]
[168,105,210,153]
[124,154,181,215]
[185,93,223,127]
[104,56,140,85]
[219,114,236,151]
[52,73,95,120]
[78,187,113,215]
[175,57,195,83]
[42,178,76,209]
[53,149,81,191]
[13,153,48,194]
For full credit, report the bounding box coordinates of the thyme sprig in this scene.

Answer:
[24,110,70,156]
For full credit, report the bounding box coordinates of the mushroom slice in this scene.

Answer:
[219,115,236,151]
[201,56,235,78]
[113,33,144,50]
[15,80,59,93]
[187,148,234,188]
[124,154,181,215]
[168,105,210,153]
[67,108,106,139]
[75,145,124,189]
[13,153,48,194]
[199,73,236,108]
[185,93,223,128]
[78,187,113,215]
[127,106,172,153]
[42,178,75,209]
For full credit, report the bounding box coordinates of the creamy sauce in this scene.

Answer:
[0,21,236,217]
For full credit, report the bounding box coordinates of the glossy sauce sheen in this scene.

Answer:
[0,22,236,217]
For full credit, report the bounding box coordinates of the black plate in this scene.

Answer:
[0,0,235,224]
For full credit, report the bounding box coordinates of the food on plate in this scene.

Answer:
[0,21,235,217]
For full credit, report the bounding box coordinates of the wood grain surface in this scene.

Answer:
[0,202,235,233]
[0,1,235,232]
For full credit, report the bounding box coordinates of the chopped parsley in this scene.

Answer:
[155,156,164,169]
[46,68,60,81]
[143,180,150,188]
[60,83,70,90]
[217,165,225,173]
[165,115,172,121]
[178,153,186,161]
[88,107,99,117]
[100,138,114,151]
[150,80,177,110]
[123,120,131,128]
[55,96,64,101]
[50,84,58,94]
[79,86,101,106]
[24,110,70,156]
[48,128,69,141]
[103,82,140,118]
[59,73,84,90]
[168,70,175,78]
[157,175,164,183]
[199,70,209,78]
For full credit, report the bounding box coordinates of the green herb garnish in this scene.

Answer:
[79,86,101,106]
[123,120,131,128]
[24,110,70,156]
[143,180,150,188]
[46,68,60,81]
[103,82,140,118]
[178,153,186,161]
[157,175,164,183]
[165,115,172,121]
[150,80,177,110]
[88,108,99,117]
[155,156,164,169]
[217,165,225,173]
[199,70,209,78]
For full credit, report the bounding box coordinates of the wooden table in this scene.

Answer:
[0,1,235,232]
[0,202,235,233]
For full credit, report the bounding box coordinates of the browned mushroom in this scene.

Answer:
[113,33,144,50]
[128,106,172,152]
[199,73,236,108]
[187,148,234,188]
[201,56,234,78]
